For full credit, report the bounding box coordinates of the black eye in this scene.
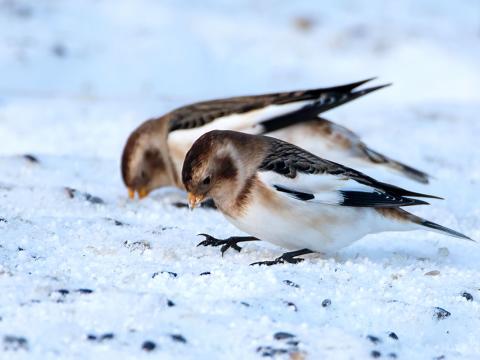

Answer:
[202,176,211,185]
[141,170,147,179]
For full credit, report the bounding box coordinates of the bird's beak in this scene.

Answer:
[128,187,135,199]
[127,187,150,200]
[138,187,149,199]
[188,192,204,210]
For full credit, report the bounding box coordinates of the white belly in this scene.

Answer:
[225,192,409,253]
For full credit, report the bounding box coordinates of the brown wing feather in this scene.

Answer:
[258,136,440,200]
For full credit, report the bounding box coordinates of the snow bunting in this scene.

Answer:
[121,79,430,200]
[182,130,471,265]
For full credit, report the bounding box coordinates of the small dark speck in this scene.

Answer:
[17,247,24,251]
[76,289,93,294]
[367,335,382,344]
[283,280,300,288]
[3,335,29,351]
[152,271,177,279]
[240,302,250,307]
[256,346,288,357]
[87,334,97,341]
[170,334,187,343]
[434,307,451,320]
[0,218,7,223]
[273,332,295,340]
[462,292,473,301]
[200,272,211,276]
[52,43,67,58]
[23,154,39,163]
[167,299,175,307]
[434,356,446,360]
[287,340,299,346]
[371,350,381,358]
[114,220,124,226]
[57,289,69,296]
[284,301,298,312]
[388,332,398,340]
[172,202,188,209]
[99,333,114,341]
[388,353,397,359]
[321,299,331,307]
[142,340,156,351]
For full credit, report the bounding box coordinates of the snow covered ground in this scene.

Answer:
[1,0,480,359]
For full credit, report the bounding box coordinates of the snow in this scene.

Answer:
[0,0,479,359]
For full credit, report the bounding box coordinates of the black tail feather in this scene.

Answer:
[421,220,473,241]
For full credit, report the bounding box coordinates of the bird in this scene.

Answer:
[182,130,472,265]
[121,78,430,201]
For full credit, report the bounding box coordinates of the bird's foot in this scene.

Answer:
[250,249,313,266]
[197,234,244,255]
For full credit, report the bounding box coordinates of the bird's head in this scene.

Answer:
[182,130,246,209]
[121,118,174,199]
[182,130,265,209]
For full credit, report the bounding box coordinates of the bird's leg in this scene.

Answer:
[250,248,314,266]
[197,234,259,255]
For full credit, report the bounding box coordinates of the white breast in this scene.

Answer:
[226,182,412,254]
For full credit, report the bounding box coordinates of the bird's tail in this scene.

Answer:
[362,146,431,184]
[408,212,473,241]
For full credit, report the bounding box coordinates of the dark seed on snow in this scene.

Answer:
[388,332,398,340]
[321,299,331,307]
[462,292,473,301]
[23,154,39,163]
[367,335,382,344]
[240,302,250,307]
[388,353,398,359]
[287,340,299,346]
[200,272,211,276]
[371,350,381,358]
[57,289,69,296]
[100,333,114,341]
[434,307,451,320]
[284,301,298,312]
[76,289,93,294]
[152,271,177,279]
[172,202,189,209]
[171,334,187,343]
[167,299,175,307]
[87,334,97,341]
[3,335,29,351]
[142,340,156,351]
[283,280,300,288]
[17,247,24,251]
[274,332,295,340]
[256,346,288,357]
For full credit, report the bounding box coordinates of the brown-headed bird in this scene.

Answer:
[121,79,429,200]
[182,130,471,265]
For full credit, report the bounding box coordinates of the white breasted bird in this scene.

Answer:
[182,130,472,265]
[121,79,430,201]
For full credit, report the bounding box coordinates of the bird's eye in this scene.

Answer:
[141,170,147,179]
[202,176,211,185]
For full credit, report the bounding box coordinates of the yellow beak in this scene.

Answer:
[127,187,150,200]
[188,192,204,210]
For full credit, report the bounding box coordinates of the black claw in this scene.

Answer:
[196,233,222,247]
[197,233,251,255]
[220,242,242,256]
[250,249,312,266]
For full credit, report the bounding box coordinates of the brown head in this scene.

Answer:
[121,118,176,199]
[182,130,266,210]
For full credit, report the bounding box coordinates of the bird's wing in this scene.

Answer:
[168,78,389,134]
[257,137,441,208]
